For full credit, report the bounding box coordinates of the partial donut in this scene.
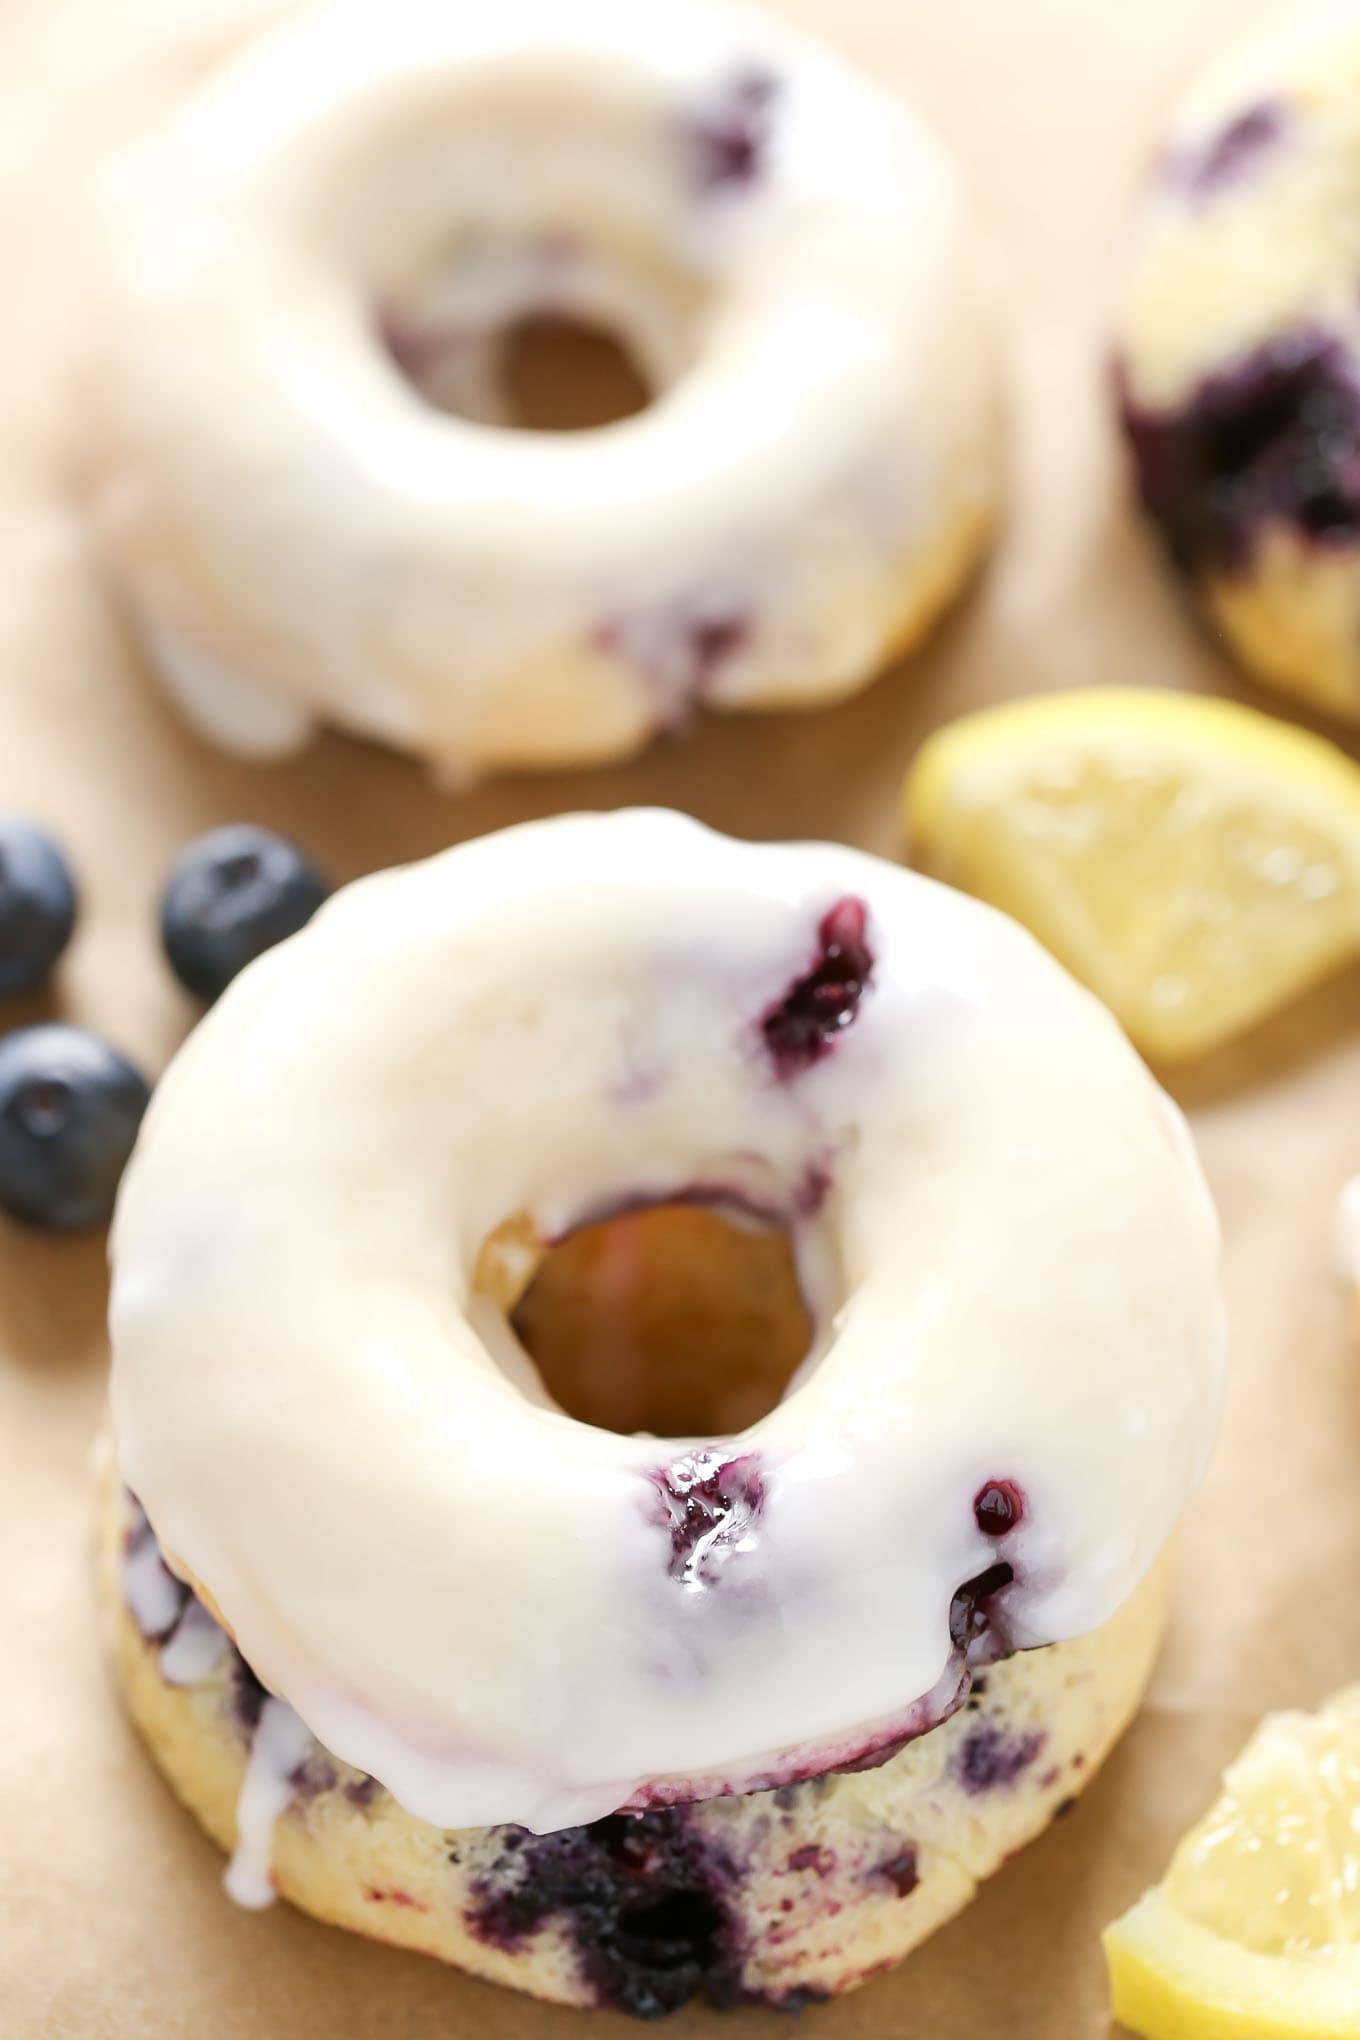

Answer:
[99,1459,1172,2015]
[1114,0,1360,722]
[86,0,998,775]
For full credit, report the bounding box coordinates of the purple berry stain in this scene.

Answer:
[761,899,873,1079]
[686,615,748,682]
[792,1160,832,1220]
[231,1653,268,1734]
[467,1810,741,2018]
[686,69,781,192]
[595,606,750,731]
[974,1479,1024,1538]
[1167,99,1286,200]
[957,1720,1047,1795]
[874,1847,919,1899]
[1118,328,1360,577]
[785,1844,835,1877]
[284,1750,336,1798]
[376,305,451,389]
[646,1451,766,1591]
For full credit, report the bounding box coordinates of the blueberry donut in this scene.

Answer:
[104,810,1223,2012]
[86,0,997,774]
[1114,1,1360,721]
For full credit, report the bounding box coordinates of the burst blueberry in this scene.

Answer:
[161,824,329,1002]
[1117,328,1360,577]
[761,897,874,1078]
[948,1561,1014,1657]
[874,1846,919,1899]
[646,1451,766,1591]
[974,1479,1023,1537]
[686,69,781,192]
[468,1810,739,2018]
[956,1720,1046,1794]
[0,1024,150,1230]
[0,817,77,998]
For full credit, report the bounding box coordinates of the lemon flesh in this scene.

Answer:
[1105,1687,1360,2039]
[904,689,1360,1060]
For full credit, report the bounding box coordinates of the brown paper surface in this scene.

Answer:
[4,0,1360,2033]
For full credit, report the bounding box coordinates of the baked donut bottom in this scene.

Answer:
[96,1456,1170,2017]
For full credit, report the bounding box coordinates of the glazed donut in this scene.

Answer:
[106,811,1223,2007]
[1114,0,1360,722]
[86,0,997,775]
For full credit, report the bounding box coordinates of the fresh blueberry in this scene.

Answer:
[160,824,328,1002]
[0,817,77,998]
[0,1024,150,1230]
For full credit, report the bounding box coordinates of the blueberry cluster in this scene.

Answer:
[468,1811,740,2019]
[0,818,327,1231]
[1117,329,1360,580]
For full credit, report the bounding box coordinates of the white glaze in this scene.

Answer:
[160,1598,231,1688]
[144,622,316,760]
[121,1534,183,1639]
[224,1698,315,1909]
[87,0,996,775]
[110,811,1224,1834]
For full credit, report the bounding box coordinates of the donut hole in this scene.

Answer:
[496,314,652,432]
[373,224,705,434]
[382,303,653,431]
[510,1203,814,1437]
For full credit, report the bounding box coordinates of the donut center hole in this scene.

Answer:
[511,1204,813,1437]
[501,315,652,431]
[380,303,654,431]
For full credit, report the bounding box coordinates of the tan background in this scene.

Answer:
[3,0,1358,2033]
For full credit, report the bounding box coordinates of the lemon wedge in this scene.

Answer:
[1105,1687,1360,2040]
[903,689,1360,1059]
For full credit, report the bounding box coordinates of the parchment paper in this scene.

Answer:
[4,1,1359,2033]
